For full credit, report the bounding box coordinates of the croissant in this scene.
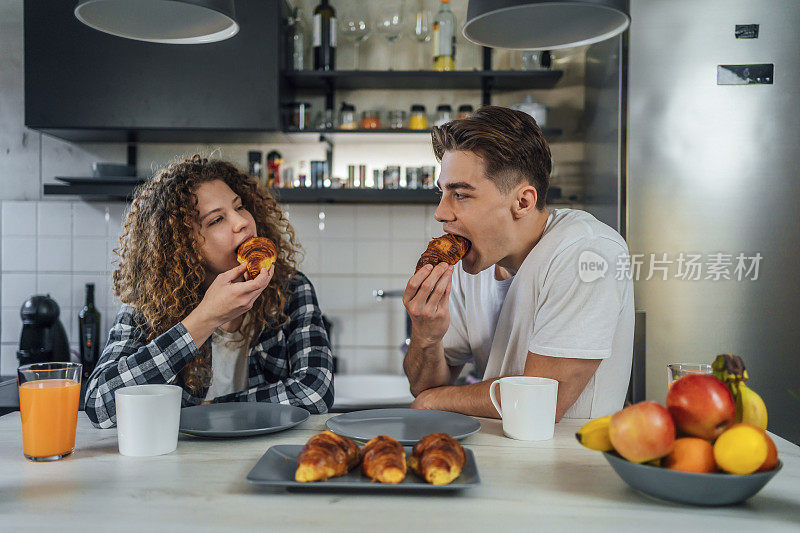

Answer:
[361,435,407,484]
[415,234,471,272]
[236,236,277,279]
[407,433,466,485]
[295,430,362,482]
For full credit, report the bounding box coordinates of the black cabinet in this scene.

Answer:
[24,0,287,142]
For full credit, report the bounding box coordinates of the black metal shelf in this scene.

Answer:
[284,127,563,137]
[283,70,563,91]
[43,182,562,204]
[43,181,441,203]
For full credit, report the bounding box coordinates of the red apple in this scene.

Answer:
[609,401,676,463]
[666,374,735,440]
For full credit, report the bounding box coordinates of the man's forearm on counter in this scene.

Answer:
[403,338,451,396]
[413,380,501,418]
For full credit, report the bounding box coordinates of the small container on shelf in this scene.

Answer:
[419,165,436,188]
[457,104,474,120]
[388,110,406,129]
[314,109,334,130]
[383,165,401,189]
[360,110,381,129]
[409,104,428,130]
[283,102,312,130]
[405,167,420,189]
[434,104,452,127]
[372,169,383,189]
[338,102,357,130]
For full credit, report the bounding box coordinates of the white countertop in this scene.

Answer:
[1,412,798,531]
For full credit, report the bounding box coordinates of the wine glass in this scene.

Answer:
[374,0,405,70]
[412,0,431,70]
[339,3,371,70]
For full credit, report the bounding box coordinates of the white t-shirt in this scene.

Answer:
[204,327,250,402]
[443,208,635,418]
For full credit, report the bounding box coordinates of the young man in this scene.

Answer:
[403,106,634,421]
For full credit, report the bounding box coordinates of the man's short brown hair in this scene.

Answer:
[431,105,551,209]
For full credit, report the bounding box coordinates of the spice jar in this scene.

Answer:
[388,110,406,129]
[360,110,381,129]
[282,102,312,130]
[408,104,428,130]
[457,104,474,120]
[338,102,357,130]
[434,104,452,127]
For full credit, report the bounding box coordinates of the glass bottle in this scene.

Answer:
[288,7,307,71]
[78,283,101,381]
[338,102,357,129]
[432,0,456,71]
[434,104,452,126]
[313,0,336,71]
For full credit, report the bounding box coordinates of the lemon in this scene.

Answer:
[713,423,768,475]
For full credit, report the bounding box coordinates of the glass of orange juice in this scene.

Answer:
[667,363,712,389]
[17,362,82,461]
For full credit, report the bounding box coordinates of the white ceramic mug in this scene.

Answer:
[489,376,559,441]
[115,384,182,457]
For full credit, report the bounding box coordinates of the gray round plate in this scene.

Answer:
[179,403,310,438]
[604,452,782,506]
[325,408,481,445]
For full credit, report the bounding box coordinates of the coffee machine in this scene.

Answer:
[17,294,71,366]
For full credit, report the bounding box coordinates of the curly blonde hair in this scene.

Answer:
[112,155,302,394]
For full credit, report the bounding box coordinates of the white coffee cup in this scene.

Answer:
[115,384,182,457]
[489,376,559,441]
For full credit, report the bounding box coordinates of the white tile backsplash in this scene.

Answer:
[1,344,19,376]
[317,205,356,239]
[1,201,36,236]
[2,236,36,271]
[389,241,428,275]
[72,203,108,237]
[37,201,72,236]
[72,238,107,272]
[36,237,71,272]
[355,239,392,274]
[390,205,429,241]
[1,308,21,345]
[319,240,356,275]
[355,205,391,240]
[1,273,37,309]
[37,273,74,309]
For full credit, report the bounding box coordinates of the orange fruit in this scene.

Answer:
[713,423,768,475]
[757,430,779,472]
[663,437,717,473]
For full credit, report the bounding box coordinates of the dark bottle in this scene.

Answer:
[78,283,101,380]
[313,0,336,71]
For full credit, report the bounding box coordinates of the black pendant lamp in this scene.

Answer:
[463,0,629,50]
[74,0,239,44]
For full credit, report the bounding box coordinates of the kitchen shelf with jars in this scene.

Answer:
[283,0,564,137]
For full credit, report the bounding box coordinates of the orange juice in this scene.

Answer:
[19,378,80,458]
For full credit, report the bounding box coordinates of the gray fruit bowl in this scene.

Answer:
[603,452,782,506]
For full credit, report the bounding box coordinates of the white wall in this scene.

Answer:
[0,0,588,375]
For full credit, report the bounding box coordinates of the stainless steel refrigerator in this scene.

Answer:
[628,0,800,443]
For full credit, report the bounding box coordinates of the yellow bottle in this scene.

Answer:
[432,0,456,71]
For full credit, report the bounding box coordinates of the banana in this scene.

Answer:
[738,382,768,430]
[575,416,614,452]
[712,353,768,430]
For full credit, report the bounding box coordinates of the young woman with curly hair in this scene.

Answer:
[84,155,334,428]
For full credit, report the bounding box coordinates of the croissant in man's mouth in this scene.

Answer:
[236,236,277,279]
[415,234,471,272]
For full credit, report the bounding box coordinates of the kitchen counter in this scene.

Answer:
[0,412,798,531]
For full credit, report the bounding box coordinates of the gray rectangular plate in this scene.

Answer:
[247,444,481,491]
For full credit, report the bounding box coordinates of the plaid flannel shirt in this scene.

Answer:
[84,272,334,429]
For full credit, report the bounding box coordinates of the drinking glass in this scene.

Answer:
[374,0,405,70]
[412,0,432,69]
[667,363,712,388]
[18,362,82,461]
[339,3,371,70]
